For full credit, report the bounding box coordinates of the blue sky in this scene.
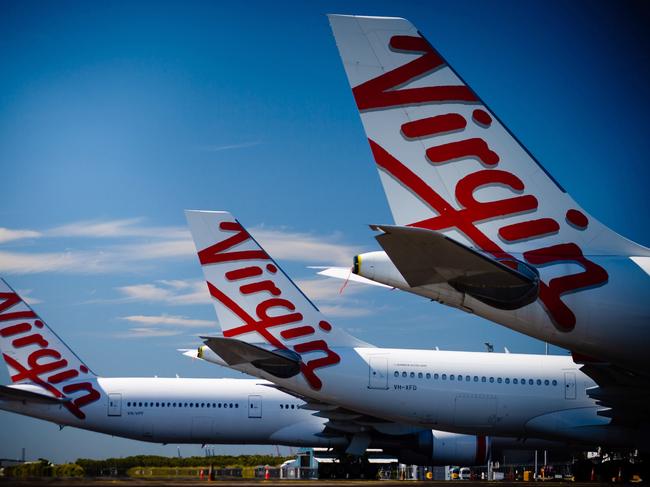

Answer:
[1,0,649,463]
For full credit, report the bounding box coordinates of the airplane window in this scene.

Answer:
[505,378,510,384]
[536,379,542,385]
[426,373,431,379]
[489,377,494,383]
[474,376,478,382]
[402,372,407,378]
[196,403,200,408]
[218,403,222,408]
[450,374,455,381]
[418,372,423,379]
[156,402,160,407]
[201,403,205,408]
[544,379,549,386]
[394,371,399,377]
[189,403,193,408]
[442,374,447,380]
[410,372,415,378]
[552,380,558,386]
[458,375,462,381]
[521,379,526,384]
[167,402,171,407]
[161,403,165,408]
[481,377,486,382]
[184,403,188,407]
[528,379,534,385]
[291,405,295,409]
[230,403,234,408]
[127,402,131,407]
[434,373,439,379]
[497,378,502,384]
[513,379,518,384]
[280,404,283,409]
[236,404,239,408]
[466,375,470,381]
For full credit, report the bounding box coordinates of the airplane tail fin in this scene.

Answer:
[185,210,371,390]
[328,14,648,258]
[0,279,101,418]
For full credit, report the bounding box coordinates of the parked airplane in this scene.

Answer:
[184,210,644,451]
[0,279,545,465]
[321,15,650,414]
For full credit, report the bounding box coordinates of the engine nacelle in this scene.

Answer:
[353,251,408,288]
[378,430,489,466]
[353,251,467,309]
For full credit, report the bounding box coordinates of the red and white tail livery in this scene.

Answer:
[0,279,101,419]
[328,15,650,375]
[185,210,369,390]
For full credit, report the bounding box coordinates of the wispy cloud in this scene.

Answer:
[115,327,184,339]
[117,280,210,305]
[120,314,214,327]
[0,228,42,244]
[251,227,360,266]
[194,141,261,152]
[48,218,188,240]
[0,217,363,275]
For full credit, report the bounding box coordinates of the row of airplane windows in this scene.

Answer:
[126,401,240,409]
[393,371,559,386]
[125,401,302,410]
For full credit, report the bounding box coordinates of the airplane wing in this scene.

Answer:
[201,337,427,454]
[371,224,539,310]
[575,356,650,427]
[312,266,393,288]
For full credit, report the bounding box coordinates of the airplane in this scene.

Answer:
[0,279,551,466]
[320,15,650,405]
[184,209,645,452]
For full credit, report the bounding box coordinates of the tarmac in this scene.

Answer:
[0,480,628,487]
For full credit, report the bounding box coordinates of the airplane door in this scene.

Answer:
[564,372,576,400]
[368,356,388,390]
[107,393,122,416]
[248,395,262,418]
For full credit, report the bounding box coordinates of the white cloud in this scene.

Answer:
[0,218,363,275]
[117,280,210,305]
[0,228,41,244]
[0,249,125,274]
[116,327,184,339]
[48,218,188,240]
[120,314,214,327]
[251,228,360,266]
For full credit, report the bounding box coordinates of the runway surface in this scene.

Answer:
[0,480,622,487]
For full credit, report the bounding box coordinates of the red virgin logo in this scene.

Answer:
[198,221,340,390]
[355,35,608,331]
[0,292,101,419]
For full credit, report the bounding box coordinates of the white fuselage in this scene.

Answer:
[0,377,342,447]
[207,347,639,448]
[356,251,650,375]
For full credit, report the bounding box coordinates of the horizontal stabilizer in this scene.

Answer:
[372,224,539,310]
[202,337,301,379]
[0,384,69,405]
[314,266,392,288]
